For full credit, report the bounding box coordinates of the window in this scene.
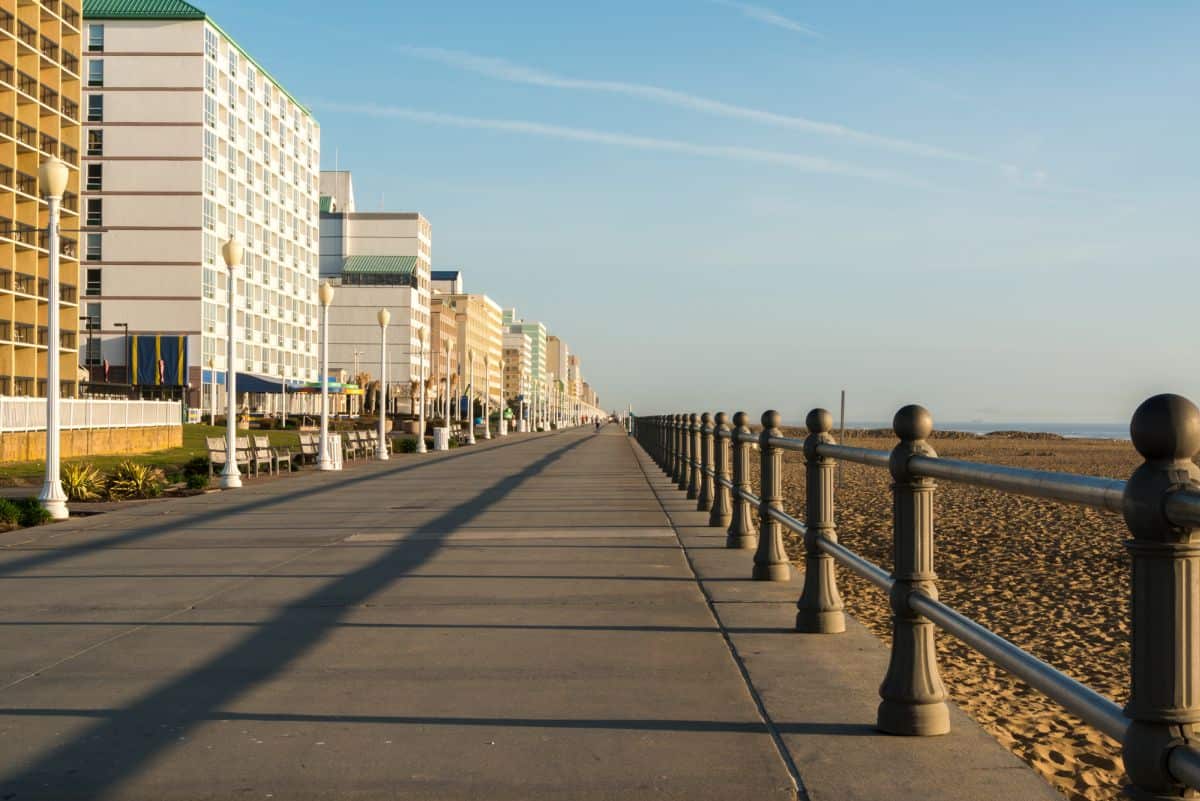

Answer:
[204,28,218,60]
[85,268,101,296]
[86,163,102,191]
[204,94,216,128]
[85,302,101,329]
[205,60,216,93]
[84,338,101,366]
[87,59,104,87]
[85,232,102,261]
[87,94,103,122]
[87,129,103,155]
[203,233,216,265]
[88,24,105,52]
[203,130,216,162]
[202,198,215,230]
[86,199,102,227]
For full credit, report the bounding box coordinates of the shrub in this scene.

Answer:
[186,473,210,490]
[182,456,210,480]
[61,462,103,501]
[0,498,20,526]
[397,437,419,454]
[106,461,166,501]
[15,498,51,527]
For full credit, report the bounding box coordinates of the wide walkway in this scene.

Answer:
[0,428,796,800]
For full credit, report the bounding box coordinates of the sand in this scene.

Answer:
[758,432,1139,801]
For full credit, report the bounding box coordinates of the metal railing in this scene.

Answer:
[0,397,183,433]
[633,395,1200,799]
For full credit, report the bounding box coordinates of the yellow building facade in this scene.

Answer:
[0,0,81,397]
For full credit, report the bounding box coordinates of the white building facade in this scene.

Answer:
[81,3,321,408]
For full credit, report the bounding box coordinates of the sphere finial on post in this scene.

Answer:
[752,409,791,582]
[727,411,758,549]
[1122,394,1200,799]
[878,403,949,736]
[796,407,845,633]
[709,412,732,528]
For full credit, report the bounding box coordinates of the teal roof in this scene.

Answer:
[342,255,417,276]
[84,0,204,17]
[319,195,334,214]
[84,0,312,116]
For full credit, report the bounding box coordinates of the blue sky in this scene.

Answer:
[204,0,1197,424]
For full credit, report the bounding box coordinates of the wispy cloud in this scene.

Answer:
[709,0,821,37]
[317,101,937,189]
[397,46,1016,171]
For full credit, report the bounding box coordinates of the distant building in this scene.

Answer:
[318,170,430,401]
[503,309,547,414]
[431,269,462,295]
[502,329,531,407]
[546,335,569,419]
[429,295,458,416]
[81,0,321,409]
[440,293,503,411]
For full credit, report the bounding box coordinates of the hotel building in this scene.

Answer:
[502,328,529,407]
[502,308,546,413]
[81,0,320,406]
[318,169,430,402]
[438,292,502,411]
[0,0,82,397]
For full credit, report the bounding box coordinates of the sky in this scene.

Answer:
[202,0,1198,425]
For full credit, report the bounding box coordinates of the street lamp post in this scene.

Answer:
[483,353,491,440]
[467,350,477,445]
[218,238,243,490]
[376,307,390,461]
[115,322,129,388]
[416,329,427,454]
[317,281,335,470]
[208,356,216,426]
[37,157,70,519]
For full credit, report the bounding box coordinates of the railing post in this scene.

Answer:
[877,404,949,736]
[677,413,692,491]
[709,412,732,528]
[697,412,714,512]
[753,410,791,581]
[671,414,683,482]
[727,411,757,549]
[1122,394,1200,801]
[796,408,845,633]
[686,413,701,499]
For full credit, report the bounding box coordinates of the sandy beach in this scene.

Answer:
[759,431,1138,801]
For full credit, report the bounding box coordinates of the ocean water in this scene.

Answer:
[849,421,1129,440]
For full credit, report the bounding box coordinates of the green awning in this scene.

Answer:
[341,255,418,276]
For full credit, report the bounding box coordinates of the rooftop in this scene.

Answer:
[341,255,417,277]
[83,0,313,116]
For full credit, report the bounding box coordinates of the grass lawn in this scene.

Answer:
[0,425,302,487]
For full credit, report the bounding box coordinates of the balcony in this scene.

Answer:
[17,71,37,98]
[0,10,12,35]
[13,324,33,344]
[0,60,13,86]
[16,171,35,196]
[62,98,77,119]
[61,144,77,163]
[40,36,59,62]
[0,166,11,188]
[16,122,36,148]
[0,113,12,137]
[40,85,58,111]
[18,22,37,48]
[62,7,79,28]
[14,274,34,294]
[62,51,78,74]
[0,320,9,340]
[39,133,57,156]
[60,331,76,349]
[60,284,76,303]
[37,326,47,346]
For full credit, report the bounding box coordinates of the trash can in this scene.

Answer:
[433,427,450,451]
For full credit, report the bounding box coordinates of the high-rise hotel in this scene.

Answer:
[81,0,319,406]
[0,0,82,397]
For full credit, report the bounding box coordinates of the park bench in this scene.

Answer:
[297,432,319,464]
[205,436,251,478]
[239,436,268,478]
[252,435,293,475]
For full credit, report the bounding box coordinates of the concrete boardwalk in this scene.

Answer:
[0,427,1060,800]
[0,429,794,800]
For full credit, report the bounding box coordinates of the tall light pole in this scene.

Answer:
[37,157,70,519]
[218,238,244,490]
[317,280,335,470]
[208,356,216,426]
[483,353,491,440]
[416,328,427,454]
[466,350,477,445]
[376,307,390,461]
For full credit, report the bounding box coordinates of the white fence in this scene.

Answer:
[0,398,183,433]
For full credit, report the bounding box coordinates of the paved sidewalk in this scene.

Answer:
[0,428,795,800]
[630,440,1061,801]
